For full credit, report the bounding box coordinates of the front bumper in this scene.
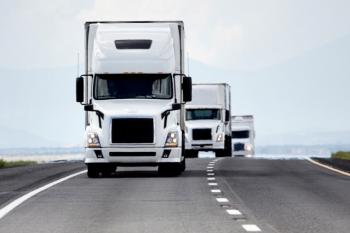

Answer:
[85,147,182,164]
[185,141,224,151]
[232,149,255,157]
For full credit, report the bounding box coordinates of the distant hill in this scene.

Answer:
[0,126,59,148]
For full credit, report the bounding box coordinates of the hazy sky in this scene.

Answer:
[1,0,350,70]
[0,0,349,147]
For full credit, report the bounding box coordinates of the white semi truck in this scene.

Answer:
[76,21,192,177]
[231,115,255,157]
[185,84,232,157]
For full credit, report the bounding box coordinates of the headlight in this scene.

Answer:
[216,133,224,142]
[165,131,178,147]
[245,143,252,151]
[87,132,101,148]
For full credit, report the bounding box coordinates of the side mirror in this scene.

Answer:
[225,110,230,122]
[76,77,84,103]
[84,104,94,111]
[183,76,192,102]
[172,103,181,110]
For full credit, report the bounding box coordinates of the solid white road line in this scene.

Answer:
[242,224,261,232]
[208,182,218,186]
[216,197,229,203]
[307,158,350,177]
[0,170,86,220]
[211,189,221,193]
[226,209,242,215]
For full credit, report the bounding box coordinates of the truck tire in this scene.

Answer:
[215,150,225,157]
[158,163,182,176]
[185,150,198,158]
[225,136,232,157]
[87,164,100,178]
[101,164,116,177]
[180,158,186,172]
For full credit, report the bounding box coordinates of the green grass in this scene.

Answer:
[0,159,37,169]
[331,151,350,160]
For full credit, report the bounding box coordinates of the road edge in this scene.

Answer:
[0,169,86,220]
[306,158,350,177]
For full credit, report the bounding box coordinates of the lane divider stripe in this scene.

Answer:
[0,170,86,220]
[226,209,242,215]
[242,224,261,232]
[216,197,229,203]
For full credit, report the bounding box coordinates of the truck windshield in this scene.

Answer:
[94,74,172,100]
[232,130,250,139]
[186,109,221,120]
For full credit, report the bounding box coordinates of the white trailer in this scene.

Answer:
[185,84,232,157]
[231,115,255,157]
[76,21,192,177]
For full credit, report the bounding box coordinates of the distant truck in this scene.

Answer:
[231,115,255,157]
[76,21,192,177]
[185,84,232,157]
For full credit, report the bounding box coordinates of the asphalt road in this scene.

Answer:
[0,158,349,233]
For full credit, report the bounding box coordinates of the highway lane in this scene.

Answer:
[0,161,85,207]
[0,158,349,233]
[0,159,265,233]
[216,158,350,233]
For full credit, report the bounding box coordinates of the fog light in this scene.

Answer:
[162,149,171,158]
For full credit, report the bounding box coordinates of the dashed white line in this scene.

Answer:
[211,189,221,193]
[0,170,86,220]
[208,182,218,186]
[207,177,216,181]
[207,169,214,172]
[242,224,261,232]
[207,173,215,176]
[226,209,242,215]
[216,197,229,203]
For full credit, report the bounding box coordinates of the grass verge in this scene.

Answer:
[0,159,37,169]
[331,151,350,160]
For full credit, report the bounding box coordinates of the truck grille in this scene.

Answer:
[192,129,212,140]
[234,143,245,151]
[111,118,154,143]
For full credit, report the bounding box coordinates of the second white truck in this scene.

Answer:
[185,84,232,157]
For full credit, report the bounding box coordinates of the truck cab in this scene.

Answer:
[184,84,232,157]
[231,115,255,157]
[76,21,192,177]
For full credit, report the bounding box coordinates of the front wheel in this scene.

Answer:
[87,164,100,178]
[158,163,182,176]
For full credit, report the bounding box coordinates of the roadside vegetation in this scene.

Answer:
[0,159,37,169]
[331,151,350,160]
